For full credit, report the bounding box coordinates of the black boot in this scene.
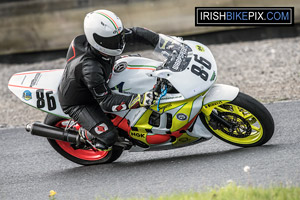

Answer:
[93,128,119,148]
[79,127,118,150]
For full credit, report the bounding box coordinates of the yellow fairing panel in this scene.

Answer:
[130,94,203,145]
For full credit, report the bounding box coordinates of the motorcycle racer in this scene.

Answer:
[58,10,159,150]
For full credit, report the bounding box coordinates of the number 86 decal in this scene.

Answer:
[191,54,211,81]
[36,89,57,111]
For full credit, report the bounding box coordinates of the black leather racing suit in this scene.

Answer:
[58,27,159,147]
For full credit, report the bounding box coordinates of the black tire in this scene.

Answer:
[44,114,123,165]
[200,92,274,147]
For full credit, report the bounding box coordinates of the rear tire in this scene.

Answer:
[44,114,123,165]
[200,92,274,147]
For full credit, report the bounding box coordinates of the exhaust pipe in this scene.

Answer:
[25,122,83,144]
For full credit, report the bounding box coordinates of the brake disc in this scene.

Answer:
[218,112,252,138]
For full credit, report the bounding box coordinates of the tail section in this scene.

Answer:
[8,69,69,118]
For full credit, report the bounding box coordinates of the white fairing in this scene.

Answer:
[109,56,187,103]
[108,56,162,95]
[109,39,218,101]
[187,116,213,139]
[170,40,218,99]
[8,69,69,118]
[203,84,239,105]
[149,39,217,99]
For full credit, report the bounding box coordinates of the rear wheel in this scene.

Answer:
[44,114,123,165]
[200,92,274,147]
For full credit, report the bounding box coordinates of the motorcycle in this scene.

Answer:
[8,34,274,165]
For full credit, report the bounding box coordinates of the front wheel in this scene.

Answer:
[200,92,274,147]
[44,114,123,165]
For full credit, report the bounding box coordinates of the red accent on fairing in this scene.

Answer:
[146,115,199,144]
[12,69,63,76]
[180,115,198,131]
[54,120,108,161]
[171,115,199,137]
[146,134,171,144]
[67,41,76,62]
[111,115,131,134]
[8,84,55,91]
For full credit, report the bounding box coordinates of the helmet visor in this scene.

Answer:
[93,31,125,50]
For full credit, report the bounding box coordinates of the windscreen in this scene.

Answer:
[154,34,193,72]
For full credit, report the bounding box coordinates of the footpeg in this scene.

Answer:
[114,141,132,150]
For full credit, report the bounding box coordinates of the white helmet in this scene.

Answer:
[84,10,125,56]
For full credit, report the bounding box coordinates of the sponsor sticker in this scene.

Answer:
[114,62,127,73]
[172,47,186,70]
[112,27,123,34]
[196,45,205,52]
[94,123,108,135]
[176,113,188,121]
[22,90,32,101]
[205,101,224,108]
[131,132,146,138]
[30,73,41,87]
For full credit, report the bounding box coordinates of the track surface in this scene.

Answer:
[1,101,300,199]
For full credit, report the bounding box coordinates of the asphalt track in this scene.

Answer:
[0,100,300,200]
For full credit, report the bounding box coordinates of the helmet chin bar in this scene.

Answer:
[99,45,124,57]
[90,43,124,57]
[90,46,107,57]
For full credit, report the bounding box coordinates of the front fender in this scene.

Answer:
[201,84,239,116]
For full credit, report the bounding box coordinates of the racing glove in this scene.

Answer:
[129,91,158,109]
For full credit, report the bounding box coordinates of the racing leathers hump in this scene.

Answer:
[58,27,159,112]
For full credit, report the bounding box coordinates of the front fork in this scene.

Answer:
[201,101,233,130]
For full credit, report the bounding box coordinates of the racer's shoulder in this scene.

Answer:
[66,35,87,63]
[72,35,88,51]
[73,35,87,44]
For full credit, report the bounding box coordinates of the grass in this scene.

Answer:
[110,183,300,200]
[49,183,300,199]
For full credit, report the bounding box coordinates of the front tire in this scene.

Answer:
[200,92,274,147]
[44,114,123,165]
